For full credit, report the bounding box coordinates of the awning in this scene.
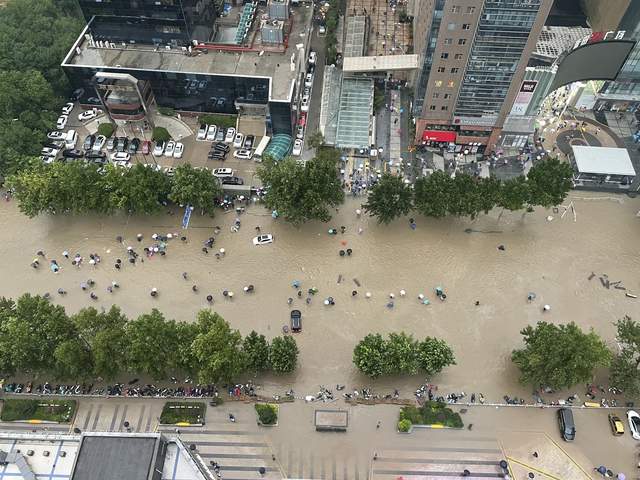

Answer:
[422,130,457,142]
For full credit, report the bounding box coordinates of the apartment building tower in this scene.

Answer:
[412,0,553,151]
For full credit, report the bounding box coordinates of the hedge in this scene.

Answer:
[1,399,76,423]
[159,401,205,425]
[198,114,237,130]
[254,403,278,425]
[152,126,171,143]
[97,123,115,138]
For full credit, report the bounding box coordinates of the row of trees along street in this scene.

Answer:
[0,294,298,382]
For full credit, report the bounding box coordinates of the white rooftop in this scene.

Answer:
[342,54,419,72]
[572,145,636,176]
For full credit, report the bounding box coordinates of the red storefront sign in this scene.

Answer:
[422,130,457,142]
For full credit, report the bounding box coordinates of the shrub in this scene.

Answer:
[97,122,115,138]
[398,402,463,429]
[1,399,76,423]
[159,401,205,425]
[255,403,278,425]
[397,419,412,432]
[198,114,236,130]
[152,126,171,143]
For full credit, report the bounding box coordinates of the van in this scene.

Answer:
[65,129,78,150]
[557,408,576,441]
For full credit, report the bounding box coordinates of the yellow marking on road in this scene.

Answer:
[507,456,562,480]
[26,419,42,424]
[543,433,594,479]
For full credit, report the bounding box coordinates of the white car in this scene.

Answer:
[304,73,313,87]
[233,149,252,159]
[164,166,175,177]
[253,234,274,246]
[628,410,640,440]
[233,133,244,148]
[213,167,234,177]
[309,51,317,64]
[153,141,165,156]
[114,160,132,168]
[78,109,100,122]
[206,124,217,141]
[56,115,68,130]
[61,102,74,115]
[41,147,59,157]
[292,139,303,156]
[92,135,106,152]
[301,95,310,112]
[110,152,131,162]
[224,127,236,143]
[197,124,207,140]
[164,140,175,157]
[47,131,66,140]
[319,25,326,35]
[296,125,304,139]
[173,142,184,159]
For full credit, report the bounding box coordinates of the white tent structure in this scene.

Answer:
[569,145,636,189]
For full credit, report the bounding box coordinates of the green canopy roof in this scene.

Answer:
[264,134,292,161]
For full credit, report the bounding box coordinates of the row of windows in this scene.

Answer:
[433,93,452,99]
[440,52,465,60]
[434,80,456,88]
[447,23,472,30]
[450,5,476,14]
[443,38,467,45]
[437,67,460,73]
[429,105,449,111]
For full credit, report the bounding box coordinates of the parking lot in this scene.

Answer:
[45,104,265,188]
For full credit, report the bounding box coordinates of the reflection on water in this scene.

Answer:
[0,194,639,401]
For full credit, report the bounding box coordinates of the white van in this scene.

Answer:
[252,135,271,162]
[65,130,78,150]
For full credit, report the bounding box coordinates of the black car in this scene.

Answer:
[83,134,95,151]
[128,138,140,154]
[43,141,63,149]
[244,135,255,149]
[558,408,576,441]
[116,137,129,152]
[62,149,84,159]
[221,176,244,185]
[85,152,106,160]
[290,310,302,332]
[208,152,227,160]
[213,142,230,153]
[86,156,108,165]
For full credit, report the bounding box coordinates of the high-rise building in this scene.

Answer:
[413,0,553,151]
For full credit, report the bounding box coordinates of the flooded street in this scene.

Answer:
[1,193,639,401]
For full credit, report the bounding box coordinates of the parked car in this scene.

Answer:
[296,125,304,139]
[173,142,184,158]
[43,141,63,149]
[92,135,106,152]
[153,141,165,156]
[628,410,640,440]
[253,234,273,245]
[304,73,313,87]
[164,140,175,157]
[213,142,230,153]
[164,166,175,177]
[244,135,255,149]
[212,168,234,177]
[233,133,244,148]
[609,414,625,436]
[557,408,576,441]
[85,152,106,161]
[141,140,151,155]
[56,115,68,130]
[209,152,227,161]
[303,86,311,96]
[301,95,310,112]
[290,309,302,332]
[128,138,140,154]
[225,127,236,143]
[319,25,326,35]
[197,124,207,140]
[221,176,244,185]
[215,129,225,142]
[110,152,131,162]
[83,135,95,151]
[41,147,59,157]
[62,149,84,159]
[61,102,74,115]
[78,108,100,122]
[233,149,252,160]
[47,131,66,140]
[206,124,217,141]
[106,137,117,151]
[292,139,303,156]
[309,51,317,64]
[116,137,128,153]
[114,160,132,168]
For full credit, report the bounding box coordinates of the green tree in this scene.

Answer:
[258,149,344,224]
[364,173,413,224]
[103,163,171,214]
[152,127,171,143]
[512,321,610,389]
[413,171,453,218]
[353,333,388,378]
[125,309,178,379]
[307,130,325,149]
[386,332,419,374]
[97,123,115,138]
[498,176,530,212]
[175,322,200,374]
[169,163,222,215]
[269,336,299,374]
[191,311,246,383]
[243,331,271,374]
[416,337,455,376]
[53,338,93,379]
[0,70,58,126]
[527,158,574,208]
[610,316,640,395]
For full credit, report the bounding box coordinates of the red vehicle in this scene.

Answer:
[141,140,151,155]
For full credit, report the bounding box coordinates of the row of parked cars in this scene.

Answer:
[55,104,103,130]
[197,124,256,149]
[557,408,640,442]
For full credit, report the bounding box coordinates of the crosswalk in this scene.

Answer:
[74,400,161,433]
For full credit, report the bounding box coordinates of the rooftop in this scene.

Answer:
[572,145,636,176]
[348,0,412,56]
[63,5,312,102]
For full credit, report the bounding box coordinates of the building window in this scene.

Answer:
[437,67,445,72]
[441,105,448,111]
[433,92,440,99]
[454,53,463,60]
[447,23,456,30]
[441,52,449,59]
[458,38,467,45]
[444,38,453,45]
[429,105,436,110]
[451,67,459,73]
[462,23,471,30]
[451,5,460,13]
[466,6,476,14]
[447,80,455,88]
[444,93,451,99]
[435,80,443,87]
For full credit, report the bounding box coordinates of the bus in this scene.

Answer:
[252,135,271,162]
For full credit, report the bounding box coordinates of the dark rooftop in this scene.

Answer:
[72,434,161,480]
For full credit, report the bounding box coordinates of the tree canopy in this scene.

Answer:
[364,173,413,224]
[511,321,610,389]
[610,316,640,395]
[269,336,299,373]
[169,163,222,215]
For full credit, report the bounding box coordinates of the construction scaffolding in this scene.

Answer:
[347,0,412,56]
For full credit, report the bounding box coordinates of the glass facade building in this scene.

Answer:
[454,0,543,119]
[413,0,445,115]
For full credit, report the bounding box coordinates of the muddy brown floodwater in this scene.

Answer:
[1,193,639,402]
